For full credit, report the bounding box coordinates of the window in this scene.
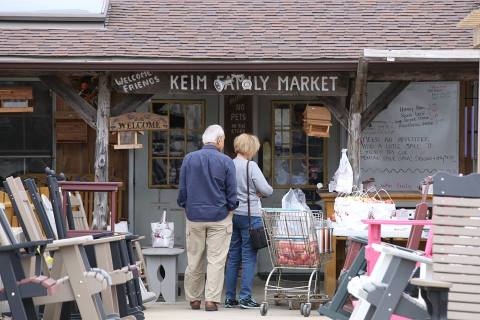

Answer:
[272,102,326,188]
[0,81,53,181]
[149,100,205,188]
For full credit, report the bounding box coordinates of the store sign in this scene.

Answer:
[109,112,168,132]
[224,95,253,156]
[112,72,348,96]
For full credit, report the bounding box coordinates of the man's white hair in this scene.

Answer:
[202,124,225,144]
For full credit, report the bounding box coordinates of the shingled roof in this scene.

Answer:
[0,0,478,61]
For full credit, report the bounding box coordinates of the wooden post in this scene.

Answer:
[348,58,368,189]
[92,73,111,230]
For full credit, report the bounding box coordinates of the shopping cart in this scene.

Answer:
[260,209,333,317]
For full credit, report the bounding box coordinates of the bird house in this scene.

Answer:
[109,111,169,150]
[0,87,33,113]
[303,105,332,137]
[113,131,144,149]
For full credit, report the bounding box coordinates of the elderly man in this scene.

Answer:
[177,124,238,312]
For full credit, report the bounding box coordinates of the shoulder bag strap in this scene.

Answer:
[247,160,251,229]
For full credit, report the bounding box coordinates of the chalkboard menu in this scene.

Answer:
[361,82,459,191]
[224,95,253,157]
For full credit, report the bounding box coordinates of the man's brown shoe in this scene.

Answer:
[190,300,201,310]
[205,301,218,311]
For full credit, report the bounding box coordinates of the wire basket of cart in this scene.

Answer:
[259,208,333,317]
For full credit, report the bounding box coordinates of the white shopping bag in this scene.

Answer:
[334,197,370,229]
[281,188,309,211]
[280,189,311,237]
[151,210,174,248]
[329,149,353,194]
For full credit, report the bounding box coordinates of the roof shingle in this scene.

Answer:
[0,0,478,60]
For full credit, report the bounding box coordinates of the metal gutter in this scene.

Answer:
[0,56,358,72]
[364,49,480,62]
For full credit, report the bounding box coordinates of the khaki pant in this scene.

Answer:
[184,213,233,303]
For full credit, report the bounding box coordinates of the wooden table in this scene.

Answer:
[320,192,431,297]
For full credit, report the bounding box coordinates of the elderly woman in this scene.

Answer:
[224,133,273,309]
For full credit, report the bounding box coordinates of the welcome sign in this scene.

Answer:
[112,72,348,96]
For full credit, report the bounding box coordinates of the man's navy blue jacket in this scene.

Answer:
[177,144,238,222]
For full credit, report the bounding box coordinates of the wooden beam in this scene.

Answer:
[92,73,110,230]
[317,96,348,130]
[361,81,410,130]
[111,94,154,116]
[368,71,478,81]
[39,76,97,129]
[348,57,368,189]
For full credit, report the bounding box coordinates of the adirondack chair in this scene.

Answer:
[0,207,53,320]
[425,172,480,319]
[68,189,152,299]
[42,170,145,319]
[21,177,140,320]
[69,191,90,230]
[345,173,480,320]
[2,179,113,320]
[348,242,437,320]
[319,178,431,319]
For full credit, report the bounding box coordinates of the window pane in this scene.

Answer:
[169,103,185,129]
[274,105,290,130]
[169,130,185,157]
[0,158,23,180]
[185,104,202,129]
[26,157,52,174]
[152,103,168,115]
[169,159,183,185]
[308,136,324,157]
[292,104,306,129]
[0,117,23,152]
[152,159,167,185]
[25,118,52,152]
[152,131,167,156]
[292,131,306,156]
[274,131,290,156]
[274,159,290,185]
[291,159,308,185]
[187,131,203,154]
[308,158,324,185]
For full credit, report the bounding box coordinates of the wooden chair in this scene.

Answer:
[69,191,90,230]
[2,179,112,320]
[319,178,431,320]
[0,207,54,320]
[23,177,139,320]
[71,190,151,295]
[425,172,480,319]
[43,170,145,319]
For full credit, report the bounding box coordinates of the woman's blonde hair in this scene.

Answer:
[234,133,260,158]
